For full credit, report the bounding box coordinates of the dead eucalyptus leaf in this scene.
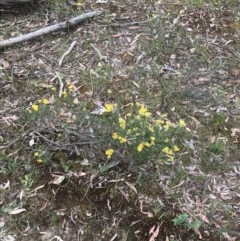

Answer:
[139,200,153,218]
[9,208,26,215]
[125,181,137,194]
[149,225,160,241]
[50,175,65,185]
[2,60,9,68]
[231,69,239,77]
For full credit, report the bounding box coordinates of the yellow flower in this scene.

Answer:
[162,147,173,155]
[107,89,112,94]
[148,125,154,132]
[37,159,43,163]
[42,99,49,105]
[149,137,156,146]
[155,119,164,125]
[179,119,186,127]
[168,149,173,155]
[139,105,147,113]
[31,104,39,111]
[127,129,132,134]
[173,145,180,152]
[163,124,170,130]
[51,87,56,91]
[162,146,169,154]
[119,137,127,143]
[150,141,155,146]
[62,90,67,97]
[119,117,126,129]
[145,112,151,117]
[126,113,131,117]
[73,98,79,104]
[105,149,114,159]
[34,152,39,157]
[112,132,119,139]
[77,1,82,6]
[144,142,151,147]
[138,105,151,117]
[150,136,156,141]
[137,143,144,152]
[68,85,73,91]
[164,138,169,143]
[104,103,116,113]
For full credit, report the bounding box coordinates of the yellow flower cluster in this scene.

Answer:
[68,84,73,91]
[42,99,49,105]
[137,136,156,152]
[105,149,114,159]
[62,90,68,98]
[179,119,186,127]
[112,133,127,143]
[105,101,187,162]
[119,117,126,129]
[34,152,43,163]
[162,145,180,161]
[138,105,151,117]
[104,103,117,113]
[30,98,49,112]
[31,104,39,111]
[137,143,144,152]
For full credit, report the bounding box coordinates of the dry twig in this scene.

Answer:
[0,11,102,48]
[59,40,77,67]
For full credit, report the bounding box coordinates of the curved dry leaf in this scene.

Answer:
[50,236,63,241]
[9,208,26,215]
[29,139,35,147]
[149,225,160,241]
[125,181,137,194]
[50,175,65,185]
[199,213,209,223]
[139,200,153,218]
[2,60,9,68]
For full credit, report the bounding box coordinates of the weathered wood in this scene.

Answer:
[0,11,102,48]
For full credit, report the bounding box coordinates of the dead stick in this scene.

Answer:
[0,11,102,48]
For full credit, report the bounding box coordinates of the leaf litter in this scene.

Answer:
[1,0,240,240]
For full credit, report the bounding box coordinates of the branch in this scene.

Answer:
[59,40,77,67]
[0,11,102,48]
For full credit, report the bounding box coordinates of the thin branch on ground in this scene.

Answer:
[59,40,77,67]
[0,11,102,48]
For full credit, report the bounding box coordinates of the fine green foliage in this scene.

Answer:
[172,213,189,226]
[173,213,201,230]
[207,141,225,154]
[103,102,188,164]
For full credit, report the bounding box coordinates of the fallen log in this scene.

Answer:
[0,11,102,48]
